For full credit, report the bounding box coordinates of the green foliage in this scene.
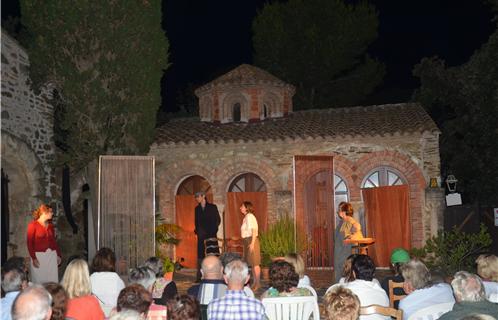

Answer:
[414,224,492,277]
[253,0,385,110]
[413,19,498,204]
[20,1,169,171]
[259,216,306,267]
[155,223,182,246]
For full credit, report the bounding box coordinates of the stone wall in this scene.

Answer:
[1,29,58,257]
[150,130,443,248]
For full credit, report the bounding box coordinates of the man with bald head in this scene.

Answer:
[11,285,52,320]
[188,255,226,304]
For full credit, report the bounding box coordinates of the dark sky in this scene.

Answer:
[3,0,495,112]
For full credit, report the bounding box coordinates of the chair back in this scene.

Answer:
[360,304,403,320]
[407,302,454,320]
[388,279,406,308]
[297,285,318,299]
[489,292,498,303]
[262,296,320,320]
[225,236,244,255]
[204,237,222,256]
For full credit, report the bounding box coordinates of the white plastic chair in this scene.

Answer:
[297,284,318,300]
[262,296,320,320]
[407,302,454,320]
[488,292,498,303]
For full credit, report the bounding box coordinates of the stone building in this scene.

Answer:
[1,29,58,258]
[150,64,445,271]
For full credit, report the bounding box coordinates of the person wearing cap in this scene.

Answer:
[194,191,221,282]
[380,248,410,309]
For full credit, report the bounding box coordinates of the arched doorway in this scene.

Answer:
[175,175,213,268]
[225,173,268,239]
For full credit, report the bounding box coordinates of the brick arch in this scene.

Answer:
[354,150,427,247]
[156,160,217,221]
[221,92,250,123]
[330,154,359,202]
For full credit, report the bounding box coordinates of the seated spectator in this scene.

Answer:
[261,260,312,298]
[90,247,125,314]
[324,286,360,320]
[129,267,167,320]
[219,252,242,269]
[476,254,498,301]
[338,254,359,284]
[43,283,68,320]
[326,255,389,320]
[2,268,28,320]
[167,294,200,320]
[11,284,52,320]
[142,257,177,305]
[61,258,105,320]
[116,284,152,319]
[439,271,498,320]
[399,259,455,319]
[2,257,30,297]
[187,255,227,304]
[208,260,265,320]
[380,248,410,309]
[283,253,311,287]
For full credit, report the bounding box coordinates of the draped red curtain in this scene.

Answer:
[361,185,411,267]
[225,192,268,239]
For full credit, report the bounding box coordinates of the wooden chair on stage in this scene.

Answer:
[343,237,375,255]
[225,236,244,256]
[204,237,223,256]
[360,304,403,320]
[389,279,406,308]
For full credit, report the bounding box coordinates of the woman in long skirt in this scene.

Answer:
[240,201,261,290]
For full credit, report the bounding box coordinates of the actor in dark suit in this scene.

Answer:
[194,191,221,281]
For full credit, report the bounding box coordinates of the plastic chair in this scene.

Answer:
[360,304,403,320]
[407,302,454,320]
[389,279,406,308]
[297,284,318,299]
[488,292,498,303]
[262,296,320,320]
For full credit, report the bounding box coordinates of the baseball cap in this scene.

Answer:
[391,248,410,264]
[194,191,205,197]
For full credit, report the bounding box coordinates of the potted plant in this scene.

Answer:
[259,215,307,279]
[155,217,183,279]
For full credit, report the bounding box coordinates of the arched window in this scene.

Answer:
[263,104,268,119]
[334,174,349,211]
[177,175,212,195]
[362,167,406,188]
[229,173,267,192]
[233,103,241,122]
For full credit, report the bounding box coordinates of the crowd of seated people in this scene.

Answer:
[2,249,498,320]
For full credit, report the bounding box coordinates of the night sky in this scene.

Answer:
[2,0,495,112]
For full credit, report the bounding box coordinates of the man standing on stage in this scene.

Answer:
[194,191,221,282]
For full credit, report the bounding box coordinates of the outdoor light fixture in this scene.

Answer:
[445,175,458,193]
[445,174,462,206]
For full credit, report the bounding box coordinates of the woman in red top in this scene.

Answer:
[27,204,61,283]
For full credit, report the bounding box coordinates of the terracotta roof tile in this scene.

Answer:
[154,103,439,146]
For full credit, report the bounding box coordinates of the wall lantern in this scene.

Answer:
[445,175,458,193]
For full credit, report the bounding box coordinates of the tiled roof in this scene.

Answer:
[154,103,439,146]
[195,64,294,94]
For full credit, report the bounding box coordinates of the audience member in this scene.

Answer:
[324,286,360,320]
[143,257,177,305]
[42,283,68,320]
[11,284,52,320]
[187,255,227,305]
[219,252,242,270]
[261,260,312,298]
[61,258,105,320]
[90,247,125,313]
[399,259,455,319]
[283,253,311,287]
[129,267,167,320]
[326,254,389,320]
[207,260,265,320]
[476,254,498,301]
[339,254,380,286]
[167,294,200,320]
[380,248,410,309]
[2,268,27,320]
[439,271,498,320]
[116,284,152,317]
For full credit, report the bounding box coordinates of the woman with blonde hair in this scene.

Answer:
[26,204,61,283]
[284,253,310,287]
[61,258,104,320]
[476,254,498,301]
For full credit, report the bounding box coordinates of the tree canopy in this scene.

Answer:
[252,0,385,110]
[20,1,169,171]
[413,18,498,204]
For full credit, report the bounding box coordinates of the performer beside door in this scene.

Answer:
[240,201,261,290]
[27,204,61,283]
[194,191,221,282]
